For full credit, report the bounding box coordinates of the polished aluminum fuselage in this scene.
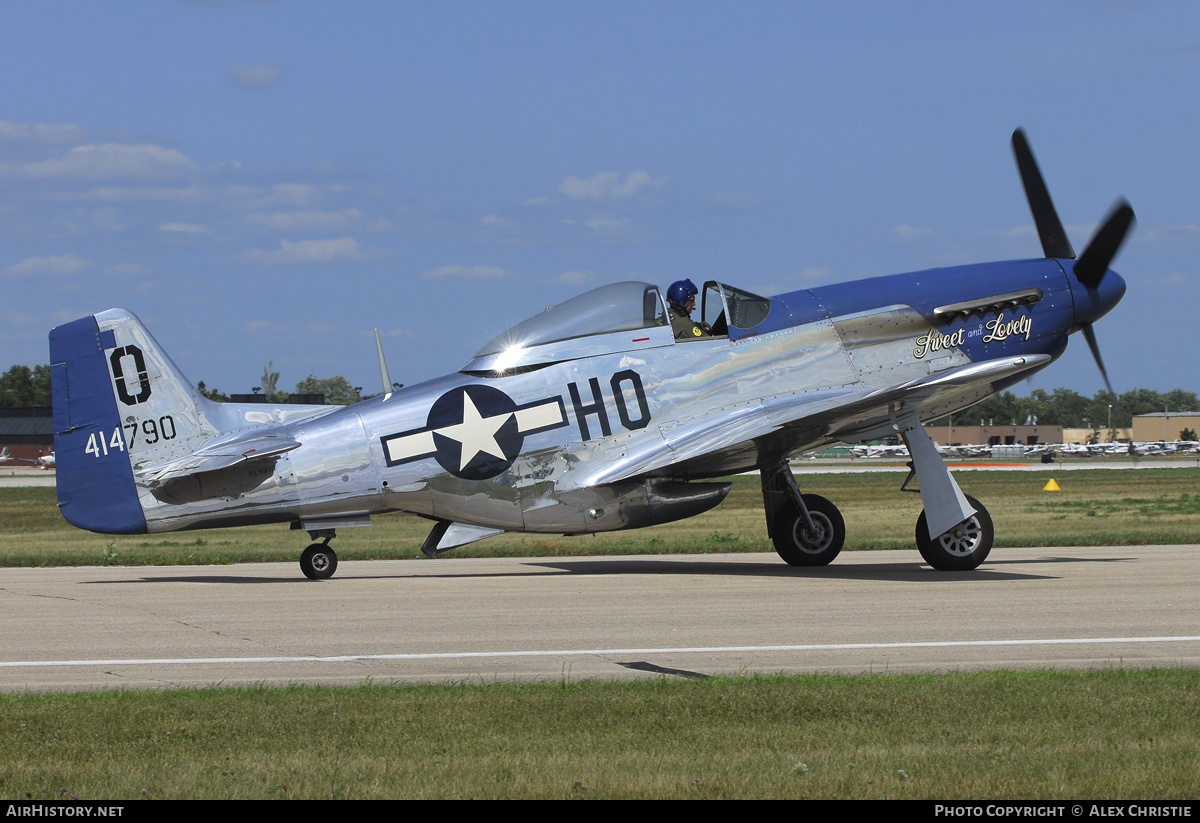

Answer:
[126,254,1122,537]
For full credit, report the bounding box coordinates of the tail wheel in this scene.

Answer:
[772,494,846,567]
[300,543,338,580]
[915,495,993,571]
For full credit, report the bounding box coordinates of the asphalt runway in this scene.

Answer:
[2,546,1198,692]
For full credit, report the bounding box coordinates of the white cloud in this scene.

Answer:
[893,224,931,241]
[798,267,833,283]
[160,222,210,234]
[65,183,334,209]
[584,217,629,231]
[423,265,508,279]
[480,214,513,228]
[1138,224,1199,243]
[6,143,198,181]
[244,237,366,264]
[62,185,216,204]
[105,262,150,277]
[238,183,326,209]
[86,207,125,232]
[1066,222,1100,240]
[228,62,285,88]
[245,209,362,230]
[5,311,37,325]
[701,190,760,209]
[1002,225,1038,241]
[559,170,653,200]
[0,119,86,144]
[50,308,81,324]
[558,270,593,285]
[54,206,127,234]
[5,254,91,277]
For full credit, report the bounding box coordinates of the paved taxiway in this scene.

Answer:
[2,546,1198,692]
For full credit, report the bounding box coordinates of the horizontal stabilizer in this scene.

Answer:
[136,433,301,486]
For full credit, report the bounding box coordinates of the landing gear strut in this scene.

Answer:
[299,529,338,580]
[761,462,846,566]
[894,407,994,572]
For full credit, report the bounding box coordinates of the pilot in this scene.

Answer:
[667,279,712,341]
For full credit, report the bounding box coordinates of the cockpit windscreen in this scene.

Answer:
[474,282,667,358]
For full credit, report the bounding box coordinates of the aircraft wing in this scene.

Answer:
[575,354,1050,487]
[135,432,301,487]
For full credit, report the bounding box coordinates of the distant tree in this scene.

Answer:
[1117,388,1166,422]
[294,375,363,405]
[32,365,50,405]
[197,381,230,402]
[927,386,1199,431]
[1053,388,1091,427]
[0,364,52,407]
[1180,427,1198,442]
[261,362,282,403]
[961,391,1024,427]
[940,387,1195,431]
[1164,389,1200,413]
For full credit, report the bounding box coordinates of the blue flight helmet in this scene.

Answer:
[667,279,699,311]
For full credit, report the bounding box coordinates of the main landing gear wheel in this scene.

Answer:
[300,543,338,580]
[915,494,993,571]
[772,493,846,567]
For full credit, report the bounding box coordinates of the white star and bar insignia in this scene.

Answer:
[381,384,568,480]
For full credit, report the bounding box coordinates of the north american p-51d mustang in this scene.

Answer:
[50,131,1133,578]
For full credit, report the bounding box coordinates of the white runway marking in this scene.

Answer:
[5,635,1199,669]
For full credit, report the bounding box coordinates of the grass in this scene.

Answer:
[4,470,1199,800]
[3,468,1198,568]
[0,670,1197,800]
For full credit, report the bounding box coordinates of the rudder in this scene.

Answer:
[50,309,212,534]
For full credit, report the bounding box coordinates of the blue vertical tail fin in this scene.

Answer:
[49,309,211,534]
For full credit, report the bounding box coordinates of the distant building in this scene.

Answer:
[924,422,1063,447]
[1061,427,1131,444]
[0,407,54,460]
[1132,412,1200,442]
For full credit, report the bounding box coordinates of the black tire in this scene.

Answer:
[300,543,338,580]
[772,494,846,567]
[915,495,993,571]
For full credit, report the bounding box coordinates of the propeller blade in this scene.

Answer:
[1073,200,1135,289]
[1012,129,1075,260]
[1081,323,1115,399]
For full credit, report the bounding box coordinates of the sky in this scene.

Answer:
[1,1,1197,399]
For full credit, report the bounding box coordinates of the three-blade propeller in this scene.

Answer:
[1010,128,1135,399]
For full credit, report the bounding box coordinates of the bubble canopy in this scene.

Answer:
[463,282,672,373]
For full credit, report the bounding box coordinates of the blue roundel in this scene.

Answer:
[427,384,522,480]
